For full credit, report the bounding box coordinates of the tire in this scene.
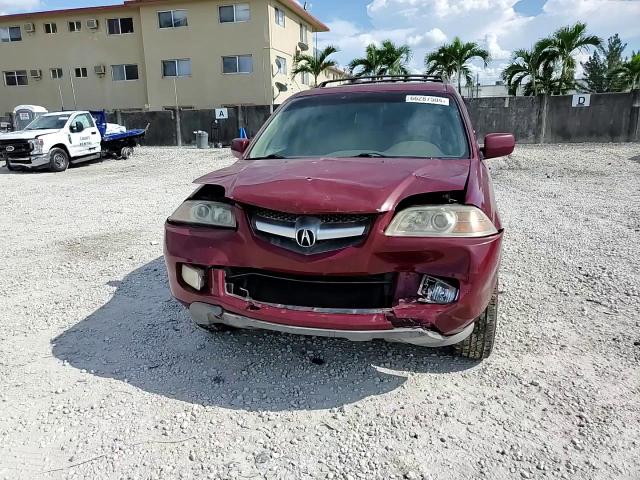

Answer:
[454,284,498,360]
[48,148,69,172]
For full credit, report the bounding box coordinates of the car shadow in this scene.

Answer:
[51,257,476,411]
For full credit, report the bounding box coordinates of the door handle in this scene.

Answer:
[91,131,97,135]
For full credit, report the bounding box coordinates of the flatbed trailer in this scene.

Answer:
[91,110,147,159]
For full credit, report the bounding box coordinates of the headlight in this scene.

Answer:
[168,200,237,228]
[28,138,44,154]
[385,205,497,237]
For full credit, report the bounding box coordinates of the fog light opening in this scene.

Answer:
[181,264,206,291]
[418,275,458,304]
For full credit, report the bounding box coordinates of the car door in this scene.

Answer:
[68,113,100,157]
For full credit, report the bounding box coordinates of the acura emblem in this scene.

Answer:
[296,228,316,247]
[5,146,14,152]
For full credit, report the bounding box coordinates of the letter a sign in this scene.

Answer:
[571,94,591,107]
[215,108,229,119]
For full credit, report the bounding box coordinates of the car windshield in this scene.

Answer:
[249,91,469,159]
[25,115,70,130]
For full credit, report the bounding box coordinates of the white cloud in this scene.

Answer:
[319,0,640,83]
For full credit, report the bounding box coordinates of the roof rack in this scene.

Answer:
[318,74,444,88]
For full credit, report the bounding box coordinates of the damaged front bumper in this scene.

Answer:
[190,302,475,346]
[164,214,503,339]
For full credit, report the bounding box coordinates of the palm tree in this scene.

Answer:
[349,40,413,77]
[501,38,554,95]
[348,44,385,77]
[425,37,490,95]
[378,40,412,75]
[292,45,339,87]
[548,22,601,94]
[613,52,640,90]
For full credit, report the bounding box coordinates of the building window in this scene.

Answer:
[68,21,81,32]
[158,10,188,28]
[50,68,64,79]
[162,59,191,77]
[222,55,253,74]
[44,23,57,34]
[75,67,88,78]
[111,64,139,81]
[107,18,134,35]
[300,23,308,44]
[219,4,250,23]
[274,7,285,27]
[276,56,287,75]
[301,71,310,85]
[0,26,22,42]
[4,71,28,86]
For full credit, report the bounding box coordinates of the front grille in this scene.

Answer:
[249,207,374,255]
[0,139,32,158]
[254,207,370,224]
[225,268,396,310]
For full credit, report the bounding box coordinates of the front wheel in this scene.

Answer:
[454,284,498,360]
[48,148,69,172]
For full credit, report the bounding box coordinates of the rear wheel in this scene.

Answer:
[49,148,69,172]
[454,284,498,360]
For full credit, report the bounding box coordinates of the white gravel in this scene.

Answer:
[0,144,639,480]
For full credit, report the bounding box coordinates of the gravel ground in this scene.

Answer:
[0,144,639,480]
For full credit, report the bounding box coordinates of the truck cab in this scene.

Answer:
[0,111,102,172]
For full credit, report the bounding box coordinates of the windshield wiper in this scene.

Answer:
[249,154,288,159]
[351,152,389,158]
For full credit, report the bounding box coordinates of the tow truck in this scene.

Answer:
[0,110,145,172]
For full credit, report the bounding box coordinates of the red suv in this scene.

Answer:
[164,76,514,360]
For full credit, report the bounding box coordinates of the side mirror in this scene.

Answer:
[483,133,515,159]
[71,121,84,133]
[231,138,250,159]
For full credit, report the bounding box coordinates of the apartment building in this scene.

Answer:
[0,0,331,114]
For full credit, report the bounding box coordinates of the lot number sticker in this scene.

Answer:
[215,108,229,120]
[406,95,449,106]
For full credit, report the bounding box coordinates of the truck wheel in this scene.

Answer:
[120,147,133,159]
[49,148,69,172]
[454,284,498,360]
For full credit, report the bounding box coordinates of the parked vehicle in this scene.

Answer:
[164,75,515,360]
[0,110,145,172]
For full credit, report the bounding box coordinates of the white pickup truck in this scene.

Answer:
[0,110,145,172]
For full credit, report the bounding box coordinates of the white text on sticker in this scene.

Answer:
[406,95,449,106]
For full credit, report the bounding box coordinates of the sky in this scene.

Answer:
[2,0,639,83]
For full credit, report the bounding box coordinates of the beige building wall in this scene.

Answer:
[0,7,148,113]
[0,0,328,115]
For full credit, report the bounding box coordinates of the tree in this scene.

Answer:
[582,34,627,92]
[501,38,554,95]
[613,52,640,91]
[377,40,412,75]
[548,22,601,93]
[425,37,490,95]
[292,45,339,87]
[348,40,412,77]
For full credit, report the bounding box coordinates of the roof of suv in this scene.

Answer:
[296,78,455,98]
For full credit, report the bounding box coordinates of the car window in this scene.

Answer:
[249,92,469,159]
[73,113,94,129]
[25,115,70,130]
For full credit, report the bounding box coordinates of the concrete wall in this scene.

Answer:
[466,91,640,144]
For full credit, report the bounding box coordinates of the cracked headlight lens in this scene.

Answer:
[169,200,236,228]
[385,205,497,237]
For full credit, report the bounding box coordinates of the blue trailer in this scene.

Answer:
[90,110,147,159]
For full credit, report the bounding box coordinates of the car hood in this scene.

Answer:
[195,157,470,213]
[1,129,60,140]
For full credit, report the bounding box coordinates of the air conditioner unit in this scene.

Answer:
[94,65,106,76]
[24,23,35,33]
[87,19,99,29]
[30,69,42,79]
